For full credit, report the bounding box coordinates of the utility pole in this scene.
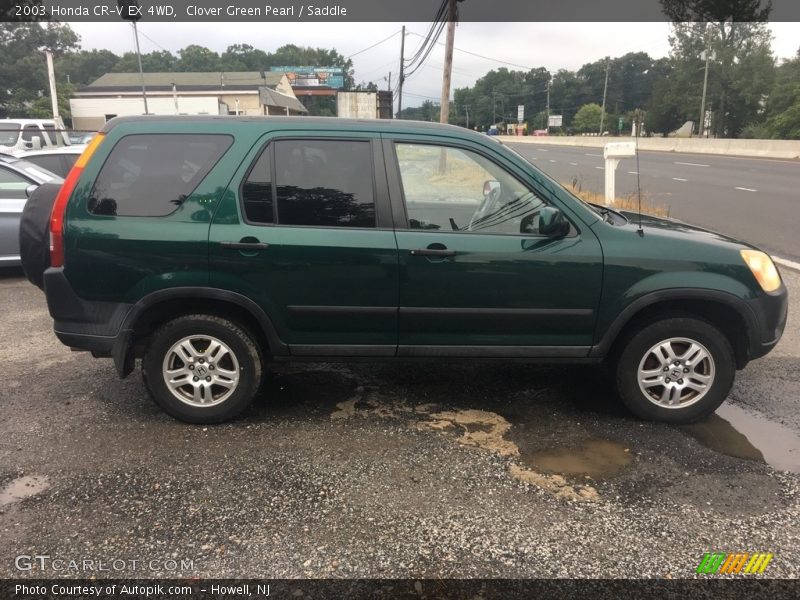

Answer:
[599,58,609,135]
[397,25,405,118]
[465,104,470,129]
[439,0,457,124]
[492,91,496,126]
[545,78,550,133]
[699,23,711,138]
[44,50,59,122]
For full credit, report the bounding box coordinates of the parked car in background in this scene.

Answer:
[67,130,97,145]
[20,145,86,178]
[1,157,61,266]
[20,116,787,425]
[0,119,72,154]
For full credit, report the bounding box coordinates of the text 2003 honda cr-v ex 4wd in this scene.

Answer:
[20,116,788,424]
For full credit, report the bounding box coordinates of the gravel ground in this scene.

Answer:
[0,267,798,581]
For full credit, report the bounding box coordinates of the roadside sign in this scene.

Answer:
[547,115,562,127]
[517,105,524,124]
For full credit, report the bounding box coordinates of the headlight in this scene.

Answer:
[741,249,782,293]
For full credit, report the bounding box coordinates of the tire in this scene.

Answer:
[19,182,61,289]
[142,315,262,424]
[614,317,735,423]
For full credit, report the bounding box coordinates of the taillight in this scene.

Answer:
[50,134,105,267]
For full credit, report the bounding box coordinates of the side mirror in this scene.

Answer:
[31,135,42,150]
[483,180,500,199]
[537,206,570,238]
[25,184,38,198]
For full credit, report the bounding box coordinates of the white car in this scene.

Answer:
[19,145,86,178]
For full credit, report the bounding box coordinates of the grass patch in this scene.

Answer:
[564,179,671,218]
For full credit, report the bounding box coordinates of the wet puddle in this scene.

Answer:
[680,403,800,473]
[520,438,633,479]
[0,475,50,507]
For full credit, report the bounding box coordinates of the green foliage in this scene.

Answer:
[399,100,441,121]
[0,22,79,118]
[572,103,608,133]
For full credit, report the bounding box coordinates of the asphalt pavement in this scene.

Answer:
[506,143,800,264]
[1,267,799,580]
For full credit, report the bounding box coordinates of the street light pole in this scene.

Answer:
[119,1,148,115]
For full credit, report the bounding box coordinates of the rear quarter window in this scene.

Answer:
[88,134,233,217]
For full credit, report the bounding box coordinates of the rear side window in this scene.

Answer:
[25,154,66,178]
[273,139,375,228]
[88,134,232,217]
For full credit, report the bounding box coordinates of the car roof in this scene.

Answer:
[102,115,490,143]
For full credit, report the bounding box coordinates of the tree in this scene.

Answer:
[761,49,800,139]
[0,22,79,118]
[56,49,119,85]
[177,45,220,72]
[572,103,608,133]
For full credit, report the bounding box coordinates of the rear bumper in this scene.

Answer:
[44,267,134,376]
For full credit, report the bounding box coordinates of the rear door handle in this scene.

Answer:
[410,248,456,257]
[220,241,270,250]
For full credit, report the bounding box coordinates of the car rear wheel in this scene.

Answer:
[142,315,262,423]
[614,317,735,423]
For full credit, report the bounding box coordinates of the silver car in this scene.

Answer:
[1,159,62,266]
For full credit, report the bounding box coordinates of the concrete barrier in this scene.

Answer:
[498,135,800,160]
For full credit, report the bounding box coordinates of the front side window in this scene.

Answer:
[395,143,547,235]
[88,134,232,217]
[273,139,375,228]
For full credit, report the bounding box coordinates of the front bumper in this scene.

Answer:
[746,282,789,361]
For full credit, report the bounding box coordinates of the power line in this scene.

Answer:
[407,30,537,71]
[346,30,402,59]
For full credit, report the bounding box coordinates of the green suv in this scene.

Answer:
[21,116,787,424]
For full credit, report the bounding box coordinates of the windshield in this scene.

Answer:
[0,125,21,146]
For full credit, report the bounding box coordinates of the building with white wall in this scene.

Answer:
[70,71,307,130]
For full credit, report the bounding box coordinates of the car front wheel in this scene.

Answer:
[615,317,735,423]
[142,314,262,423]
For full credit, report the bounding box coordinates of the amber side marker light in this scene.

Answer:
[741,249,782,293]
[49,133,105,267]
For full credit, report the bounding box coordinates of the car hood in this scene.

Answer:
[617,210,757,249]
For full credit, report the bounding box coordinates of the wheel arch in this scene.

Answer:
[592,289,757,369]
[114,288,288,377]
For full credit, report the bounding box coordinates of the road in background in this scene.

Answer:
[507,143,800,264]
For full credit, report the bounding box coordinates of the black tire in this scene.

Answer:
[142,314,262,424]
[19,182,61,289]
[614,317,735,423]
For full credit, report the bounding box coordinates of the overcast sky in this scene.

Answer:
[69,22,800,106]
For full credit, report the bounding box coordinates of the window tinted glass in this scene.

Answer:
[241,145,273,224]
[274,139,374,228]
[89,134,232,217]
[42,124,57,145]
[395,143,547,235]
[21,125,39,142]
[26,155,66,177]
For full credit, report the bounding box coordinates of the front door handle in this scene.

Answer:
[410,248,456,257]
[220,241,270,250]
